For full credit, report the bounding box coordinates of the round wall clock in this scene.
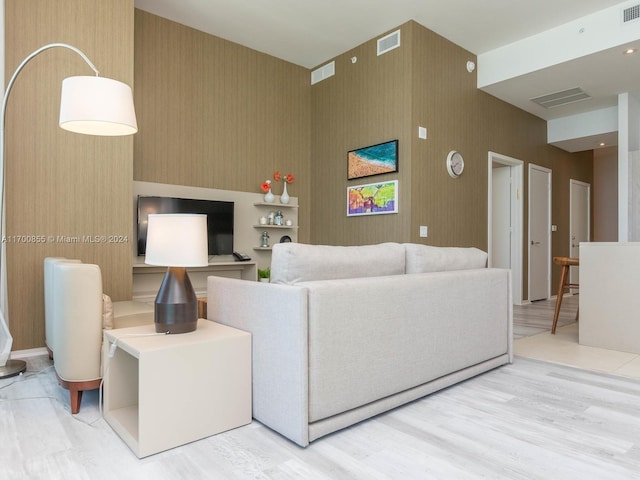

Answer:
[446,150,464,178]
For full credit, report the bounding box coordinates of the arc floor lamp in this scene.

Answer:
[0,43,137,378]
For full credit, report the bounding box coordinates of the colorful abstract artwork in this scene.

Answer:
[347,140,398,180]
[347,180,398,217]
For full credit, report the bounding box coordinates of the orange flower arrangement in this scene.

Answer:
[260,180,272,192]
[273,171,294,184]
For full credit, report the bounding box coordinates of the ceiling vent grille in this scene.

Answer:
[377,30,401,56]
[311,61,335,85]
[530,87,591,109]
[623,4,640,22]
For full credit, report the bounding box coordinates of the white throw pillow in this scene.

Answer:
[102,294,114,330]
[404,243,487,273]
[270,242,405,284]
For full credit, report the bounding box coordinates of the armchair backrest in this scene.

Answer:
[51,262,104,382]
[44,257,80,353]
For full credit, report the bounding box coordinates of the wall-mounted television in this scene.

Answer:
[137,196,234,256]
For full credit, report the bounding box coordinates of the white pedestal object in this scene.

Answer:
[103,319,251,457]
[579,242,640,354]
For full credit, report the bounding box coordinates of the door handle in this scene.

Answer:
[530,241,541,245]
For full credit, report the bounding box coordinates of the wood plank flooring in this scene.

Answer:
[513,295,578,339]
[2,297,639,479]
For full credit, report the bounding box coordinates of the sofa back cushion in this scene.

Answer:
[404,243,487,273]
[270,242,405,284]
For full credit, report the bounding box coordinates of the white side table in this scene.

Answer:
[103,319,251,458]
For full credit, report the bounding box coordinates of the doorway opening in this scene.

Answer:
[569,179,591,290]
[488,152,523,305]
[528,164,552,302]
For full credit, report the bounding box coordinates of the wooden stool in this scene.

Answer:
[551,256,579,334]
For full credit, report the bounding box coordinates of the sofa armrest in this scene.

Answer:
[207,276,310,446]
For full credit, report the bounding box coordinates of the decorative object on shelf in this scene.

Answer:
[273,171,294,204]
[280,235,292,243]
[274,210,284,226]
[280,182,290,204]
[259,216,267,225]
[260,231,270,248]
[348,139,398,180]
[261,180,274,203]
[0,43,137,379]
[258,267,270,283]
[347,180,399,217]
[285,219,293,226]
[145,214,208,334]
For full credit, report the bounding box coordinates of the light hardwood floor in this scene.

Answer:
[514,295,640,380]
[2,300,639,479]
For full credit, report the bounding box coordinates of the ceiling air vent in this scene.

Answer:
[377,30,401,56]
[623,4,640,23]
[530,87,591,109]
[311,61,335,85]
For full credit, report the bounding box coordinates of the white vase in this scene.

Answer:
[280,182,290,204]
[264,188,274,203]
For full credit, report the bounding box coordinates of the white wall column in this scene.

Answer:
[618,92,640,242]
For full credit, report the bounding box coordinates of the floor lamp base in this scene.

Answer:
[0,359,27,379]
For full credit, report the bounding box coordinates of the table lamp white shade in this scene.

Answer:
[59,76,137,136]
[145,214,209,267]
[144,214,208,334]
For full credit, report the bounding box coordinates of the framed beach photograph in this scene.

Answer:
[347,180,398,217]
[347,139,398,180]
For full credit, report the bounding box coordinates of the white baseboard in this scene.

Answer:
[11,347,48,359]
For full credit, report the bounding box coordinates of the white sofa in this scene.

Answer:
[207,242,512,447]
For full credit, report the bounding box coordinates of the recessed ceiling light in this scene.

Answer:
[624,48,637,55]
[599,142,606,147]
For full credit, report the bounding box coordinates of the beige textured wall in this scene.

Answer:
[310,25,413,245]
[7,8,597,350]
[310,21,593,298]
[5,0,135,350]
[133,10,311,244]
[593,146,618,241]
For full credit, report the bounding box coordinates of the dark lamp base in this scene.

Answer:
[154,267,198,334]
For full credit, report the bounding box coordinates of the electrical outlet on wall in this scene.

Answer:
[419,226,428,237]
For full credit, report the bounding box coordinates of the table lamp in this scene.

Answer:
[144,214,208,334]
[0,43,137,379]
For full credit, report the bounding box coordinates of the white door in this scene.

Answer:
[528,165,551,301]
[491,166,511,269]
[570,180,590,286]
[488,152,523,305]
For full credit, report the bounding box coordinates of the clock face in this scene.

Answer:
[446,150,464,178]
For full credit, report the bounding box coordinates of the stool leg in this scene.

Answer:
[552,265,569,334]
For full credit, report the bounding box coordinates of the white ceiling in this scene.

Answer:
[134,0,640,152]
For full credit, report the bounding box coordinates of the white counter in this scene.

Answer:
[579,242,640,354]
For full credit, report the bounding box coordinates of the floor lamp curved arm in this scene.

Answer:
[0,43,137,378]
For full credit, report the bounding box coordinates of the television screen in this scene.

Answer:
[137,196,234,256]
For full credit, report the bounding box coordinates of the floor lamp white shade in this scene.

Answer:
[0,43,138,377]
[59,76,137,136]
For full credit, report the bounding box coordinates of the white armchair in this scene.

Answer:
[43,257,80,358]
[45,259,153,413]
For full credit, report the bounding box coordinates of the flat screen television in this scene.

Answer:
[137,196,234,256]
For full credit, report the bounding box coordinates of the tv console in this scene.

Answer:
[132,260,256,303]
[133,181,298,271]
